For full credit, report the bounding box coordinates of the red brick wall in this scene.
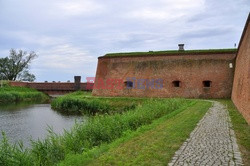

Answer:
[93,52,236,98]
[9,81,29,87]
[9,81,92,95]
[232,14,250,124]
[27,83,75,90]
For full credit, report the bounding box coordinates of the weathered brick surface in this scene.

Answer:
[92,53,236,98]
[232,14,250,124]
[9,81,92,95]
[9,81,29,87]
[27,83,75,90]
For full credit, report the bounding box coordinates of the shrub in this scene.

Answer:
[0,132,33,166]
[0,86,49,103]
[51,92,138,115]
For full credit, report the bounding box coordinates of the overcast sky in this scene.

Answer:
[0,0,249,82]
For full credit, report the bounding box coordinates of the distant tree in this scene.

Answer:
[0,49,37,81]
[0,57,9,80]
[19,70,36,82]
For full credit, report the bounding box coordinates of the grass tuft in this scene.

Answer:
[0,85,49,103]
[217,99,250,165]
[51,91,141,115]
[0,132,33,166]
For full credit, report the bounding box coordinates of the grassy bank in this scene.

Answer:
[60,100,211,165]
[104,48,237,57]
[51,91,145,115]
[0,98,194,166]
[218,100,250,165]
[0,85,49,103]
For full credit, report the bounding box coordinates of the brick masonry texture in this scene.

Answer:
[92,52,236,98]
[232,14,250,125]
[9,81,92,95]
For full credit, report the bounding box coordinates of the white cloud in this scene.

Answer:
[0,30,67,47]
[0,29,96,80]
[125,0,205,20]
[35,44,95,72]
[54,0,105,17]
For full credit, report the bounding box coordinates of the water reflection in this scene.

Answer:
[0,102,84,147]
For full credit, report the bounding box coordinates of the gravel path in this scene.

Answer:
[169,101,243,166]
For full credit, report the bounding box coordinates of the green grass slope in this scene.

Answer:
[104,48,237,57]
[59,101,211,166]
[0,85,49,103]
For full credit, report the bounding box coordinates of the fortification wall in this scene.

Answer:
[27,82,75,90]
[93,52,236,98]
[9,81,29,87]
[232,14,250,124]
[9,81,92,95]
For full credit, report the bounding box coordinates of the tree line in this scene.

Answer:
[0,49,37,82]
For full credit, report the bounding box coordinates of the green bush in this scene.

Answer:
[51,92,138,115]
[0,132,33,166]
[52,97,112,114]
[0,86,49,103]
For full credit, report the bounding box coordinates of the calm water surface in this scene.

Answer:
[0,102,84,147]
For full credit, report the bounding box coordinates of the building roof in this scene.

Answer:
[101,48,237,58]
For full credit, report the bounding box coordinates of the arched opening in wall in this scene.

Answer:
[172,81,181,87]
[203,80,212,88]
[124,81,133,89]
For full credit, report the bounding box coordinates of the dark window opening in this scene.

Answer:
[172,81,180,87]
[124,81,133,88]
[203,81,211,88]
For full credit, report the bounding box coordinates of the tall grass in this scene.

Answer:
[0,132,33,166]
[0,86,49,103]
[0,80,9,87]
[0,98,193,165]
[61,99,192,153]
[217,100,250,165]
[51,91,140,115]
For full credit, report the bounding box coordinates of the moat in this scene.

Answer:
[0,102,84,147]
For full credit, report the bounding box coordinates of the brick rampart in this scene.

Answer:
[232,13,250,124]
[9,81,92,95]
[92,52,236,98]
